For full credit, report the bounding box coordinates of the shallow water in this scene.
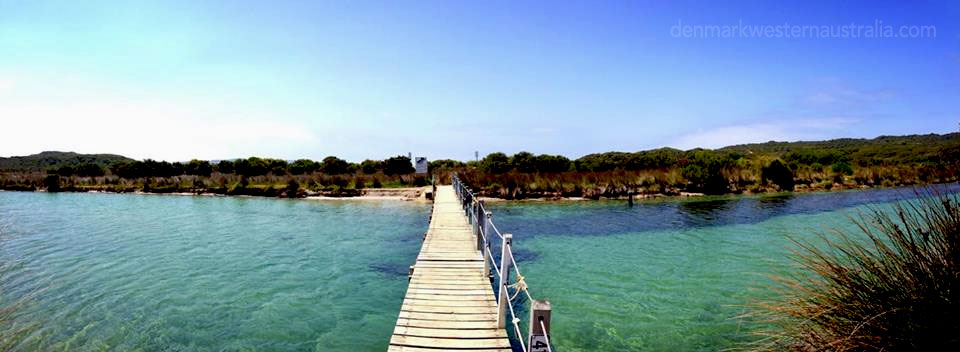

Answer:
[487,186,960,351]
[1,186,956,351]
[0,192,429,351]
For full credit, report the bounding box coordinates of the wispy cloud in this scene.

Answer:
[801,78,895,108]
[669,117,860,150]
[0,99,322,161]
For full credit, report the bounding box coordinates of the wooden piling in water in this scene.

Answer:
[528,300,552,352]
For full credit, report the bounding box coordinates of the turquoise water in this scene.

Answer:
[487,187,959,351]
[1,187,954,351]
[0,192,429,351]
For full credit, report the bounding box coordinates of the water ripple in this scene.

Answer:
[0,192,428,351]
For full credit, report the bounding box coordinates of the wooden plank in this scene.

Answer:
[390,335,511,349]
[403,293,494,301]
[390,185,510,351]
[407,284,492,291]
[405,288,492,296]
[398,311,497,322]
[395,318,499,330]
[402,299,496,308]
[413,262,484,268]
[393,326,507,339]
[409,279,489,286]
[388,345,510,352]
[401,304,498,314]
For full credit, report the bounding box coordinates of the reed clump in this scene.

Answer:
[749,190,960,351]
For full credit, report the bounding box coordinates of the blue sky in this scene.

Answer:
[0,0,958,161]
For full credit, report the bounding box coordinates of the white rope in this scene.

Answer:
[490,222,504,239]
[505,292,528,352]
[508,247,535,301]
[508,274,528,301]
[489,258,501,279]
[455,173,550,352]
[539,319,553,352]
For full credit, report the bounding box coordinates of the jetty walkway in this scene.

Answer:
[388,175,552,352]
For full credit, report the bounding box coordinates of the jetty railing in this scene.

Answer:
[451,173,553,352]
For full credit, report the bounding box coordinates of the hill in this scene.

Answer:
[0,151,133,171]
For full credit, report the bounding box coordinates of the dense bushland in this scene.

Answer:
[446,133,960,199]
[2,133,958,199]
[0,155,424,198]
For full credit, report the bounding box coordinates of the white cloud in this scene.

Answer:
[0,99,322,161]
[801,79,895,108]
[668,117,860,150]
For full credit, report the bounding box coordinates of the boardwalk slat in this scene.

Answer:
[390,335,512,349]
[393,326,507,339]
[388,346,510,352]
[389,185,511,351]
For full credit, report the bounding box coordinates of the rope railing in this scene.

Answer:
[451,173,554,352]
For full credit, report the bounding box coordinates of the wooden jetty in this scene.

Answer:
[388,176,553,352]
[388,184,511,351]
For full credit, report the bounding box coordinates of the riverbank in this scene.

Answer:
[5,181,955,204]
[0,186,433,201]
[473,181,959,202]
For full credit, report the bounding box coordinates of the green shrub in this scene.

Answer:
[412,176,427,187]
[832,161,854,176]
[43,174,61,192]
[762,160,795,191]
[382,156,414,175]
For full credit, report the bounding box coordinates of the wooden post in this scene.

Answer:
[497,233,512,328]
[482,210,492,281]
[528,300,552,352]
[628,191,634,207]
[408,265,415,281]
[480,209,491,251]
[473,200,480,234]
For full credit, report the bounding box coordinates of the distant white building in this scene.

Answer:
[415,157,428,174]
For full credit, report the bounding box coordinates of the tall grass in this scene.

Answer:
[749,189,960,351]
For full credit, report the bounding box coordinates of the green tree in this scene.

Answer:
[534,154,571,173]
[509,152,537,173]
[762,159,795,191]
[185,159,212,176]
[428,159,464,171]
[216,160,235,174]
[284,179,300,197]
[480,152,511,174]
[680,151,729,194]
[321,156,350,174]
[360,159,382,174]
[832,161,854,176]
[289,159,320,175]
[382,156,414,175]
[43,174,61,192]
[235,157,269,176]
[266,159,288,175]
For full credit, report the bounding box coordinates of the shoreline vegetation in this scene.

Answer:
[1,133,959,201]
[748,190,960,351]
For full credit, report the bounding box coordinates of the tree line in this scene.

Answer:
[49,155,416,179]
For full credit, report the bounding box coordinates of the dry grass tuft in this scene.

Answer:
[746,189,960,351]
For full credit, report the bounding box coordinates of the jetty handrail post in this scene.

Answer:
[472,200,480,236]
[479,207,490,251]
[528,300,552,352]
[497,233,513,329]
[482,210,493,280]
[475,201,485,250]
